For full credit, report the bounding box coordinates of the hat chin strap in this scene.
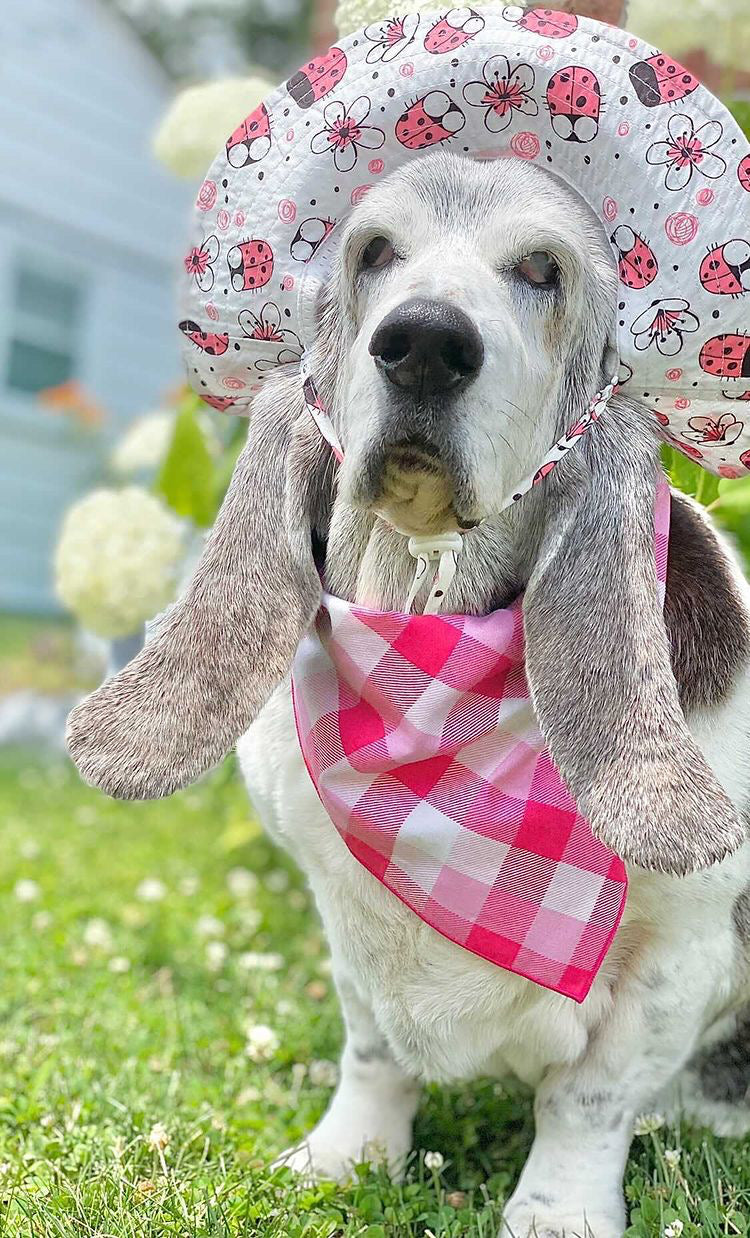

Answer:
[300,356,618,615]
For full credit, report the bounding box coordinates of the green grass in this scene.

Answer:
[1,751,749,1237]
[0,614,99,697]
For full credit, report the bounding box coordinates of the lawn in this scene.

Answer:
[1,750,749,1238]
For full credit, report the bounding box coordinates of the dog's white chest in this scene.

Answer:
[238,683,612,1083]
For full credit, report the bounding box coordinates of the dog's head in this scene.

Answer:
[319,153,617,537]
[67,151,743,875]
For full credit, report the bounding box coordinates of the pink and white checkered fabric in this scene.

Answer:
[292,479,671,1003]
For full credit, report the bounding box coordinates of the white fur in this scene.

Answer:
[238,158,750,1236]
[241,661,750,1233]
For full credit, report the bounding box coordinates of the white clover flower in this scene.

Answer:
[136,878,167,903]
[205,941,228,972]
[14,879,40,903]
[32,911,52,932]
[83,919,113,951]
[148,1122,170,1151]
[226,867,258,898]
[245,1024,279,1062]
[633,1112,665,1136]
[424,1150,445,1171]
[111,409,220,477]
[664,1221,684,1238]
[664,1148,682,1171]
[19,839,40,860]
[196,914,225,939]
[179,875,200,897]
[108,956,131,974]
[236,907,262,935]
[237,951,283,972]
[55,488,185,639]
[265,870,289,894]
[308,1059,339,1088]
[153,75,274,178]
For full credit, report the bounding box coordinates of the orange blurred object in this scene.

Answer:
[38,380,107,429]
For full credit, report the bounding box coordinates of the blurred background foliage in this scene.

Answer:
[105,0,316,78]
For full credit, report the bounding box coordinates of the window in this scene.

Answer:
[6,263,85,396]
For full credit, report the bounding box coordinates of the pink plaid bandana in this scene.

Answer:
[292,479,670,1002]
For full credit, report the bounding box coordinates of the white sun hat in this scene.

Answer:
[179,6,750,478]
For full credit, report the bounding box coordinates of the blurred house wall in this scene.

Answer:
[0,0,191,614]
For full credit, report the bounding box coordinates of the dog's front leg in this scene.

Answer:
[277,969,420,1182]
[501,931,727,1238]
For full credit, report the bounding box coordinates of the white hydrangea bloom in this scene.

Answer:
[153,75,274,178]
[55,488,186,638]
[110,411,176,476]
[111,409,221,477]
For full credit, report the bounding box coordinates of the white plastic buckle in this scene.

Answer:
[404,531,463,615]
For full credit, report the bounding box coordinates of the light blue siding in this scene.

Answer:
[0,0,193,613]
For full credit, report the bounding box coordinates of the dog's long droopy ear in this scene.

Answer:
[524,399,744,876]
[67,381,328,800]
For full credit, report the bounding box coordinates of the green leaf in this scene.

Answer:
[155,402,217,527]
[714,474,750,513]
[694,469,720,508]
[729,99,750,140]
[660,445,718,505]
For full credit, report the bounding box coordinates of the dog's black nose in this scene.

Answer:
[369,298,484,398]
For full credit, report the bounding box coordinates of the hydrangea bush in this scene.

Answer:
[55,487,186,639]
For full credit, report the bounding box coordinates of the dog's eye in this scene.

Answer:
[362,236,395,270]
[516,251,559,291]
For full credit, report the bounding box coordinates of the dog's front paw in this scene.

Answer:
[501,1193,626,1238]
[273,1113,411,1183]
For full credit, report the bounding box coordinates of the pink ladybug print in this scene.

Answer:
[503,7,577,38]
[612,225,659,289]
[700,333,750,381]
[202,394,237,411]
[287,46,348,109]
[547,65,601,143]
[226,102,271,168]
[629,54,699,109]
[178,320,229,356]
[396,92,465,149]
[227,240,274,292]
[700,240,750,296]
[290,217,336,263]
[424,8,485,54]
[739,155,750,193]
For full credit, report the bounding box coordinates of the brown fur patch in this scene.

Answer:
[664,493,750,713]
